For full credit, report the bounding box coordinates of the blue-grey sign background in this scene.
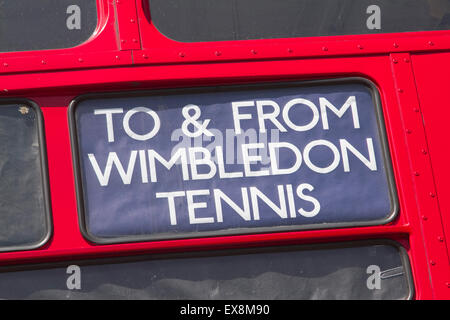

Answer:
[74,83,394,239]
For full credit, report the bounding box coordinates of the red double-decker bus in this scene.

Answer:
[0,0,448,301]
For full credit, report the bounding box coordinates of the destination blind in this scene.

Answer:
[70,79,397,243]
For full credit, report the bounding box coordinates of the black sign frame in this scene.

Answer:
[68,77,399,245]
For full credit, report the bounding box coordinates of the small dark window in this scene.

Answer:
[0,0,97,52]
[0,102,51,251]
[148,0,450,42]
[70,79,397,244]
[0,241,413,299]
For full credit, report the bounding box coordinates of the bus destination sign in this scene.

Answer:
[70,80,397,243]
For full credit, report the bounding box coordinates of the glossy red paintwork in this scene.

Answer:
[0,0,448,299]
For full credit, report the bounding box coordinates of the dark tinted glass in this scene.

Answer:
[0,0,97,52]
[0,242,412,299]
[148,0,450,42]
[0,103,50,251]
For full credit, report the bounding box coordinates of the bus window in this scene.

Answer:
[0,0,97,52]
[0,102,51,251]
[69,80,397,244]
[148,0,450,42]
[0,241,413,300]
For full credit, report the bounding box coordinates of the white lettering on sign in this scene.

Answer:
[154,183,320,226]
[232,96,359,134]
[85,93,382,227]
[94,107,161,142]
[87,139,376,185]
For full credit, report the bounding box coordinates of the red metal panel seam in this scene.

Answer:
[408,58,450,268]
[132,0,143,53]
[115,0,141,51]
[390,52,450,299]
